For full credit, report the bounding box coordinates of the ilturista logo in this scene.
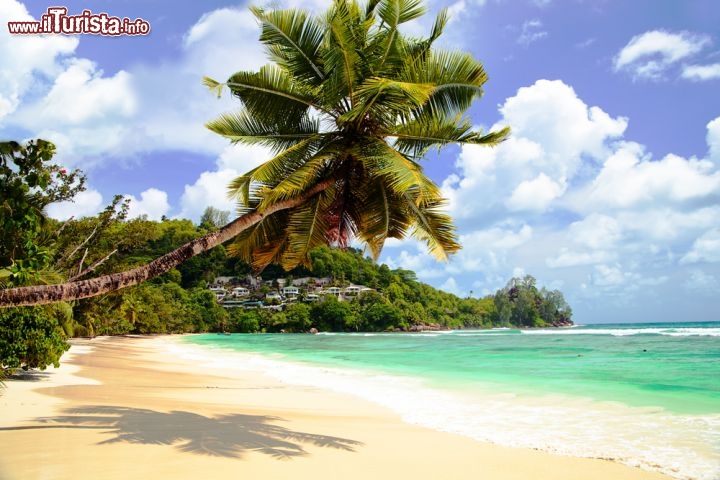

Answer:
[7,7,151,36]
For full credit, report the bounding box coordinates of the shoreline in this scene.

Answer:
[1,335,675,480]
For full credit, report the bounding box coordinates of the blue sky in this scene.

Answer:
[2,0,719,323]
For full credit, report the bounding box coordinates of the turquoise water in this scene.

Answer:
[178,322,720,480]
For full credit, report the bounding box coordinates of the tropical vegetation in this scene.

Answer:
[0,0,507,308]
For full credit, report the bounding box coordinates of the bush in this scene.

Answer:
[0,307,69,370]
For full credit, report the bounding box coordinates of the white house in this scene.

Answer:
[209,285,227,301]
[324,286,342,296]
[232,287,250,297]
[265,292,283,301]
[343,285,362,296]
[281,286,300,299]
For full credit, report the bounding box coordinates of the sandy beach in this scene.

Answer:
[0,336,674,480]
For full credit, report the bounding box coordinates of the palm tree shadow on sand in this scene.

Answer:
[4,405,362,459]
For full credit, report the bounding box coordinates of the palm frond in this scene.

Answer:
[404,192,460,261]
[323,1,365,109]
[354,139,440,200]
[224,66,325,121]
[257,152,336,209]
[282,190,334,268]
[401,49,488,117]
[227,212,290,270]
[251,6,325,85]
[393,115,510,158]
[354,180,406,259]
[202,76,224,98]
[248,134,334,185]
[376,0,426,26]
[341,77,434,126]
[205,110,319,153]
[372,0,426,74]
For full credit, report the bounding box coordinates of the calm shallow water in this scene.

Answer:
[179,322,720,480]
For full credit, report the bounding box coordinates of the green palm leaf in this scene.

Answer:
[206,0,508,272]
[251,6,325,85]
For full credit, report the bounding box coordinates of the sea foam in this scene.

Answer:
[168,338,719,480]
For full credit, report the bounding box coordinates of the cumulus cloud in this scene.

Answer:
[15,58,136,125]
[3,1,267,165]
[578,144,720,211]
[680,229,720,264]
[126,188,171,220]
[46,189,104,220]
[178,144,272,221]
[9,58,137,165]
[506,173,566,211]
[613,30,711,81]
[384,77,720,321]
[443,79,627,223]
[0,0,77,121]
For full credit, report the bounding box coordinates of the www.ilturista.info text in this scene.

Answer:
[7,7,150,36]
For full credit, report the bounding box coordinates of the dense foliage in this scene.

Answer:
[0,140,572,372]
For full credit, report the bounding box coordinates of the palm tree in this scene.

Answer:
[0,0,507,308]
[205,0,508,271]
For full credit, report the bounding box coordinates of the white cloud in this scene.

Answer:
[547,249,615,268]
[708,117,720,162]
[182,8,267,80]
[517,19,547,47]
[498,80,627,168]
[680,229,720,264]
[439,277,463,296]
[569,214,623,250]
[46,189,104,220]
[126,188,171,220]
[580,144,720,210]
[589,264,628,287]
[3,2,268,165]
[178,144,273,221]
[424,76,720,321]
[9,58,137,165]
[444,80,627,223]
[615,206,720,242]
[545,214,622,268]
[16,58,136,125]
[681,63,720,81]
[613,30,710,81]
[179,169,239,221]
[0,0,78,121]
[506,173,565,211]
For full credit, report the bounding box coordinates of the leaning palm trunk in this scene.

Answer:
[0,181,330,307]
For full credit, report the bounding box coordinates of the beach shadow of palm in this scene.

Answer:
[23,406,362,459]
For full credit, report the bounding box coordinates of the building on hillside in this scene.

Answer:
[281,286,300,299]
[324,286,342,296]
[231,287,250,297]
[343,285,363,296]
[209,285,227,301]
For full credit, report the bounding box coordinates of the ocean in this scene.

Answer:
[177,322,720,480]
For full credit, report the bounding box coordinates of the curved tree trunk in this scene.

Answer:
[0,181,331,308]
